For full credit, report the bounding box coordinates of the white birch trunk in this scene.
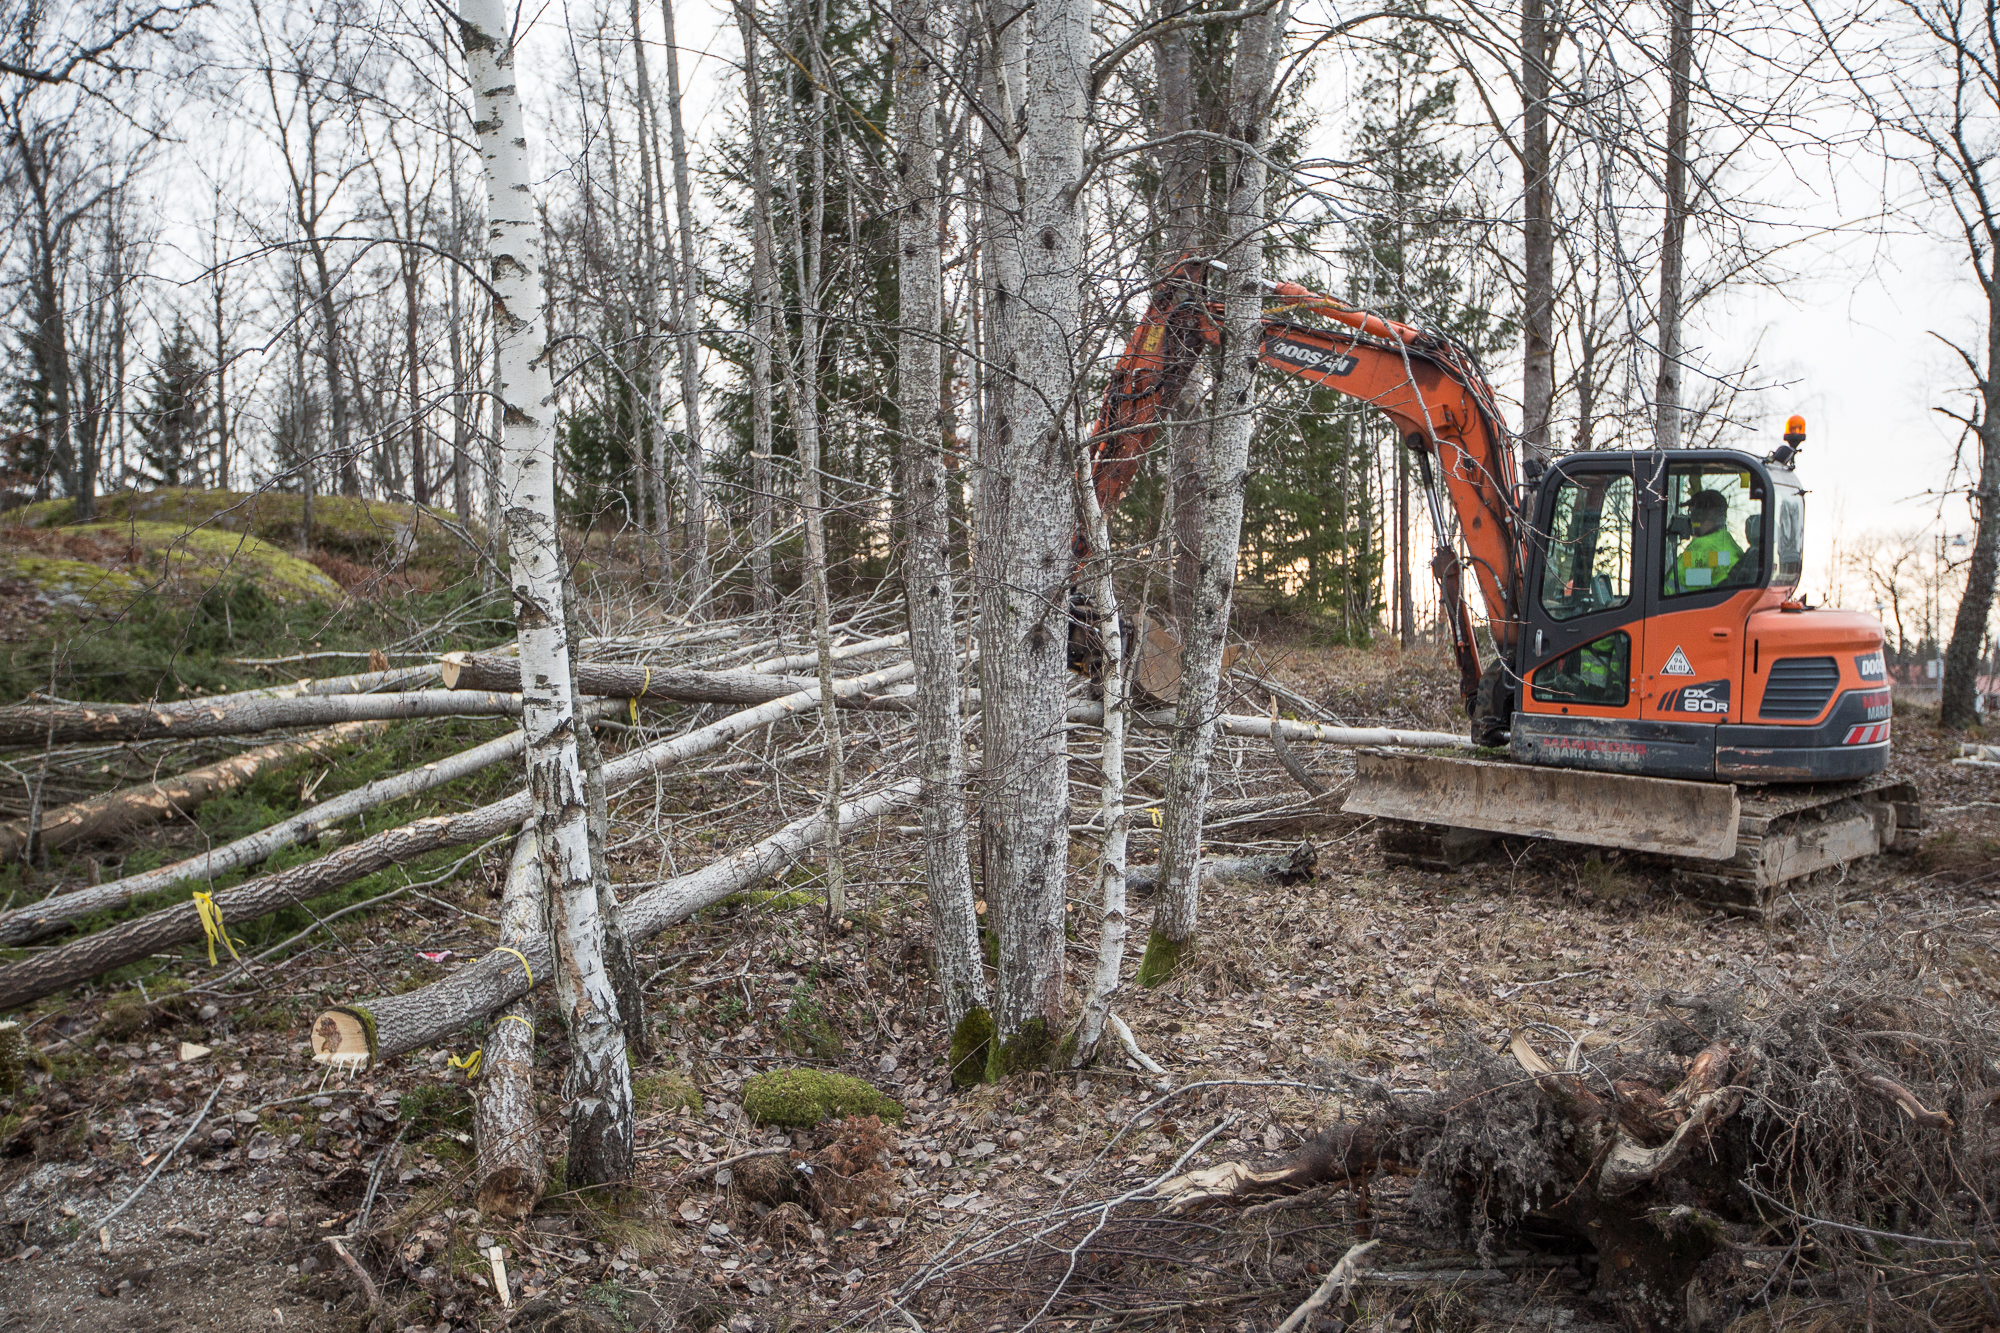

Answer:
[1071,467,1128,1066]
[1144,4,1284,986]
[976,0,1090,1072]
[460,0,633,1186]
[897,0,991,1082]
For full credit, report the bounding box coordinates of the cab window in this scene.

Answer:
[1773,487,1804,589]
[1539,472,1634,622]
[1663,464,1761,597]
[1530,631,1631,708]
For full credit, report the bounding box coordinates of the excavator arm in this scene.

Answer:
[1086,261,1527,706]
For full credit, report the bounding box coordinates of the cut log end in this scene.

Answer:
[439,651,470,690]
[311,1007,377,1071]
[474,1165,543,1221]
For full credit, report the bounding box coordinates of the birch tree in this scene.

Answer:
[460,0,633,1186]
[976,0,1091,1071]
[895,0,991,1082]
[1140,2,1284,987]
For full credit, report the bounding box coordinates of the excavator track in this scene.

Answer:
[1660,777,1921,914]
[1349,750,1920,915]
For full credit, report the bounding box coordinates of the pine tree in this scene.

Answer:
[132,318,211,488]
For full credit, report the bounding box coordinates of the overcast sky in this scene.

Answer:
[517,0,1985,611]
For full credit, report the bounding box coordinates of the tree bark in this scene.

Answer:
[660,0,710,607]
[1943,312,2000,726]
[1154,22,1210,624]
[736,0,780,615]
[463,0,632,1187]
[473,827,545,1220]
[0,664,918,1011]
[1071,451,1129,1067]
[1651,0,1693,451]
[309,779,921,1068]
[1144,2,1284,988]
[628,0,672,574]
[0,720,549,945]
[1519,0,1557,461]
[0,690,519,747]
[782,27,848,922]
[897,0,991,1082]
[441,652,830,705]
[0,721,382,863]
[977,0,1089,1074]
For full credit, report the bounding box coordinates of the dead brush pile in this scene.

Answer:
[902,949,2000,1333]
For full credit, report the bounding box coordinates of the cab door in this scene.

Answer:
[1517,460,1645,723]
[1638,458,1769,726]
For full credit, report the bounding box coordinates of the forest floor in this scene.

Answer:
[0,612,1994,1333]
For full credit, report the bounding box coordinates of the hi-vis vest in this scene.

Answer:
[1670,530,1744,593]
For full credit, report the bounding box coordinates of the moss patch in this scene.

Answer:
[0,554,145,608]
[947,1005,994,1088]
[985,1016,1056,1079]
[632,1072,702,1115]
[741,1070,904,1127]
[1135,928,1195,987]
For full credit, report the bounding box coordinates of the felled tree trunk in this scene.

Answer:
[440,652,902,711]
[309,780,921,1068]
[0,691,519,747]
[0,663,919,1011]
[0,720,552,945]
[473,828,545,1221]
[0,721,381,862]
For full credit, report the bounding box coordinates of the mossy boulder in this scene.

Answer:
[6,486,476,573]
[741,1070,904,1128]
[0,519,339,607]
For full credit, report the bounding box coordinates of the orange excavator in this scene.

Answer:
[1087,260,1916,910]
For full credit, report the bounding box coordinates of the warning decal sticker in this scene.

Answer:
[1662,646,1695,676]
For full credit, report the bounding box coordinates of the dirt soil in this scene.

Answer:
[1,638,1994,1333]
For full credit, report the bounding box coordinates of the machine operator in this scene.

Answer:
[1667,489,1743,594]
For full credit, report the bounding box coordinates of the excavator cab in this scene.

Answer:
[1505,448,1888,786]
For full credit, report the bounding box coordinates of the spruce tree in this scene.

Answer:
[133,318,211,488]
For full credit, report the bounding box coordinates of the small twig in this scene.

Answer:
[677,1145,792,1182]
[1109,1014,1166,1076]
[93,1082,225,1232]
[1857,1073,1954,1129]
[351,1122,410,1238]
[1273,1239,1380,1333]
[325,1236,381,1309]
[1493,970,1599,1000]
[1743,1183,1978,1248]
[1266,699,1326,796]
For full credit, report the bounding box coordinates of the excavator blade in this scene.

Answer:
[1344,751,1741,860]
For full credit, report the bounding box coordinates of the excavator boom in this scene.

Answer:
[1086,263,1527,704]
